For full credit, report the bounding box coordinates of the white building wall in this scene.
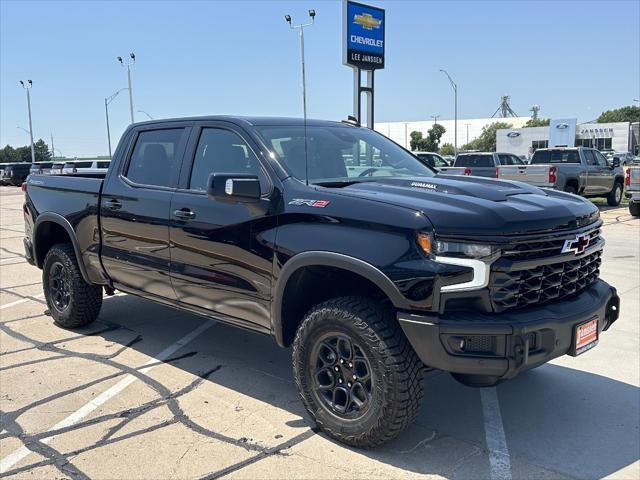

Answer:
[376,117,530,151]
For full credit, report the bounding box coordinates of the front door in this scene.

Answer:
[100,126,189,299]
[592,150,615,194]
[169,123,275,331]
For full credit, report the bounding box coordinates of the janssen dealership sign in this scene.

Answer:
[343,0,385,70]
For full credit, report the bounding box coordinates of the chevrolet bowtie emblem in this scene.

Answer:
[561,234,590,255]
[353,13,381,30]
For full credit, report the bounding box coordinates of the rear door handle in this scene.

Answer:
[104,199,122,210]
[173,208,196,220]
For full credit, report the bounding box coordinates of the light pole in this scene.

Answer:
[634,99,640,104]
[138,110,153,120]
[440,69,458,155]
[431,114,440,125]
[19,80,36,163]
[50,133,55,161]
[465,123,471,146]
[105,88,129,159]
[284,10,315,124]
[117,53,136,123]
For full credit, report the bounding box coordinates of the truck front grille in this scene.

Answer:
[489,249,602,312]
[501,228,601,261]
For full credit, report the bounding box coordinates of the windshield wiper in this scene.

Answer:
[312,179,364,188]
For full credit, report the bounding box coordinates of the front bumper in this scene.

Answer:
[399,279,619,380]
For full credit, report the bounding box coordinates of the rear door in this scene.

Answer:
[168,122,275,331]
[100,125,190,299]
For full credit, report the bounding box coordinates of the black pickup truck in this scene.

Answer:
[23,116,620,447]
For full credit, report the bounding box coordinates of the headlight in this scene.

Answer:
[435,240,496,259]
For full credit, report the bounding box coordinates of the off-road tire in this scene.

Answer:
[630,202,640,217]
[607,181,623,206]
[43,243,102,328]
[292,296,424,448]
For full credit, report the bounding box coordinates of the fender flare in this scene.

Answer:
[33,212,92,284]
[271,251,409,347]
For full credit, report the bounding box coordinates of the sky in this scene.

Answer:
[1,0,639,157]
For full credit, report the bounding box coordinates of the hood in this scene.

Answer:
[329,175,599,236]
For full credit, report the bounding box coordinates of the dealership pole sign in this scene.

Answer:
[343,0,385,70]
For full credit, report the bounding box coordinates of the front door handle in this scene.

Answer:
[104,199,122,210]
[173,208,196,220]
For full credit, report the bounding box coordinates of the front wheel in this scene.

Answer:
[292,297,424,448]
[43,243,103,329]
[607,182,623,206]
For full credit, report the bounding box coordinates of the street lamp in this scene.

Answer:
[284,10,315,124]
[117,52,136,123]
[138,110,153,120]
[431,114,440,125]
[19,80,36,163]
[104,88,129,159]
[634,99,640,104]
[440,69,458,155]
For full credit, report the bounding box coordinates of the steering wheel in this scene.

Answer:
[358,167,380,177]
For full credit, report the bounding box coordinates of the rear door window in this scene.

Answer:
[125,129,186,187]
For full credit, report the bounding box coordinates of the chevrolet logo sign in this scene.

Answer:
[354,13,381,30]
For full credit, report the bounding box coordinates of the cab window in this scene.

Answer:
[125,129,185,187]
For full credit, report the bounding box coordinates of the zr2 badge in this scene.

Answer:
[288,198,330,208]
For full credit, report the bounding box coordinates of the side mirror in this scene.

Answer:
[207,173,261,202]
[612,158,620,168]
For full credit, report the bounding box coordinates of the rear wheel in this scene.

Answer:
[43,243,102,328]
[564,184,578,195]
[292,296,424,448]
[630,202,640,217]
[607,181,623,206]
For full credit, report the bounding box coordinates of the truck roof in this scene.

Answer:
[131,116,350,128]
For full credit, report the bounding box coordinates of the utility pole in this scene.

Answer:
[117,53,136,123]
[19,80,36,163]
[440,69,458,155]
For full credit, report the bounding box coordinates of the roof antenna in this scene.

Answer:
[285,9,315,185]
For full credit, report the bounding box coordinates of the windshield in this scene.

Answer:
[454,154,494,168]
[531,150,580,164]
[256,125,435,184]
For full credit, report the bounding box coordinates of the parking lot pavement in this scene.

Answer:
[0,184,638,479]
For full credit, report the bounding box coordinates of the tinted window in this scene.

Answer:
[73,161,92,168]
[189,128,264,191]
[98,162,111,168]
[531,150,581,164]
[455,154,494,167]
[126,129,184,187]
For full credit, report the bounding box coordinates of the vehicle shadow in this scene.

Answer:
[79,294,639,478]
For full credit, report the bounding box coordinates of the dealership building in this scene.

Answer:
[375,117,531,150]
[496,121,639,157]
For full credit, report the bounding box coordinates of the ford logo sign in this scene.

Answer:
[556,123,569,129]
[506,131,520,138]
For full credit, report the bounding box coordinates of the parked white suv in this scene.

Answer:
[61,160,110,175]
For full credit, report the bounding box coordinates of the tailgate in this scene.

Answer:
[628,167,640,193]
[497,165,553,187]
[437,167,468,176]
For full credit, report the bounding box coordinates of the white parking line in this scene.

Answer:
[480,387,512,480]
[0,318,216,473]
[0,294,45,310]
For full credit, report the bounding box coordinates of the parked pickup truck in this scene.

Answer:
[625,167,640,217]
[497,147,625,206]
[24,116,620,447]
[439,152,524,177]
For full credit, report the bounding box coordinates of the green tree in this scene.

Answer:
[0,145,20,163]
[424,124,446,152]
[597,105,640,123]
[439,143,455,156]
[410,131,429,151]
[523,118,550,127]
[34,139,52,162]
[461,122,512,152]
